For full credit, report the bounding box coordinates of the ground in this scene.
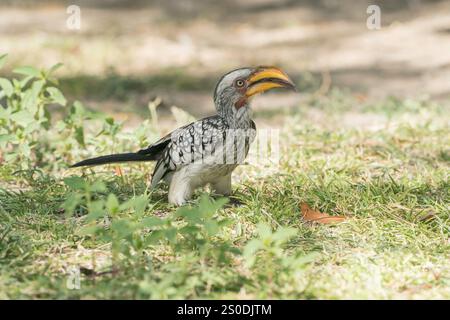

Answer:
[0,0,449,299]
[2,0,450,116]
[0,91,448,299]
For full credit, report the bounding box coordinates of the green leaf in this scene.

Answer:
[19,76,33,89]
[176,206,201,224]
[256,223,272,239]
[48,62,63,75]
[0,107,10,120]
[89,181,106,193]
[120,195,149,216]
[72,101,86,115]
[43,107,52,129]
[144,230,164,245]
[4,152,18,162]
[111,220,134,238]
[85,200,106,222]
[0,78,13,97]
[243,239,262,267]
[141,216,166,228]
[19,143,31,158]
[74,126,85,146]
[23,121,41,135]
[46,87,67,106]
[78,225,100,236]
[164,227,178,244]
[0,134,15,147]
[243,239,262,256]
[197,195,228,218]
[22,80,45,114]
[204,220,219,236]
[63,176,86,190]
[106,194,119,215]
[10,110,34,127]
[62,192,83,217]
[0,134,13,142]
[133,195,149,215]
[13,66,41,78]
[272,227,297,244]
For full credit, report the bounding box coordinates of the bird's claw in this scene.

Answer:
[226,196,244,207]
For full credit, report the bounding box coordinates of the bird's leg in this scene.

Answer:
[211,174,243,205]
[211,173,243,206]
[168,171,194,206]
[211,174,232,196]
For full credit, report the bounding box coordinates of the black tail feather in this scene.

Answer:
[70,152,155,168]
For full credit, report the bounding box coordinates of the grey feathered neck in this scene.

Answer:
[214,89,252,129]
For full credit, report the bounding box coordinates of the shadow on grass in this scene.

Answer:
[59,69,215,101]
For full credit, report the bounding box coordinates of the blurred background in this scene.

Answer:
[0,0,449,121]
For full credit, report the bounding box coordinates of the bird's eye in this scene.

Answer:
[235,79,245,87]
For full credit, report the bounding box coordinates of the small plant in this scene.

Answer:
[0,54,67,169]
[63,176,153,267]
[60,176,247,298]
[243,223,318,298]
[62,177,239,276]
[0,54,163,175]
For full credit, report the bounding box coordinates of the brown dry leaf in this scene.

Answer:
[114,166,123,177]
[300,203,347,224]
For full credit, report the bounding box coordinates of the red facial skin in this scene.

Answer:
[234,79,248,109]
[234,96,247,109]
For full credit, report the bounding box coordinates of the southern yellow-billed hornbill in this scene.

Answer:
[71,66,296,205]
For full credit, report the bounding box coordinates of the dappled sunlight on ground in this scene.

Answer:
[1,0,450,118]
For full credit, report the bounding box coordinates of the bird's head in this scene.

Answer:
[213,66,296,121]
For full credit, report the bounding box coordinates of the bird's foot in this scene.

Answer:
[209,193,243,207]
[226,196,244,207]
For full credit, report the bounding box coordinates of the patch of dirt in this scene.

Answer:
[0,0,450,116]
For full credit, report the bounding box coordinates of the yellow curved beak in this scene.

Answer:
[246,66,296,97]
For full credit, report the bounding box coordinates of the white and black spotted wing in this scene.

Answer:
[143,116,227,187]
[144,115,256,188]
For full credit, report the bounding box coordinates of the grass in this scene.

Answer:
[0,91,449,299]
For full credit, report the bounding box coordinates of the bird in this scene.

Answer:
[71,66,296,205]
